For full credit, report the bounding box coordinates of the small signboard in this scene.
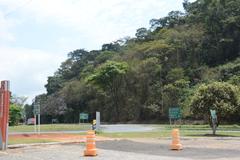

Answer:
[169,107,181,119]
[80,113,89,120]
[210,109,217,119]
[33,102,40,115]
[79,113,89,123]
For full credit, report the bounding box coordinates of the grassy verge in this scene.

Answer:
[99,130,240,139]
[9,124,91,132]
[151,124,240,131]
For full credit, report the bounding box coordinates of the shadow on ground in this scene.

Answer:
[97,140,239,159]
[186,134,239,137]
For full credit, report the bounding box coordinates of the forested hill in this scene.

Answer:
[34,0,240,123]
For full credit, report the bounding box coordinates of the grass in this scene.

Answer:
[99,125,240,139]
[9,124,240,140]
[8,138,56,145]
[151,124,240,131]
[99,130,240,138]
[9,124,240,132]
[9,123,91,132]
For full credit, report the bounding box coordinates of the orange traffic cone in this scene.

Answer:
[84,130,97,156]
[170,128,183,150]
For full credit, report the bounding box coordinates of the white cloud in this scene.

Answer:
[0,46,65,103]
[0,11,16,42]
[0,0,185,49]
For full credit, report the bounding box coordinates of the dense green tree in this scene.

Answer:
[163,79,190,115]
[189,82,240,133]
[24,104,34,120]
[135,27,151,41]
[9,104,22,126]
[87,61,128,121]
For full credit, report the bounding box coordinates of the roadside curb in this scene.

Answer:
[8,141,84,149]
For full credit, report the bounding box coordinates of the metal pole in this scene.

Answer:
[38,113,40,135]
[34,114,37,133]
[96,112,100,131]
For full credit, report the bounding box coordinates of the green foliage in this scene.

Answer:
[24,104,33,119]
[189,82,240,121]
[45,75,63,95]
[228,75,240,86]
[87,61,128,90]
[166,68,186,83]
[95,51,115,64]
[87,61,129,122]
[185,0,240,65]
[9,104,22,126]
[218,58,240,80]
[135,27,151,41]
[163,79,190,113]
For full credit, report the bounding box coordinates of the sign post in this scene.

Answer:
[0,81,10,150]
[210,109,217,135]
[33,101,40,134]
[96,112,100,131]
[169,107,181,126]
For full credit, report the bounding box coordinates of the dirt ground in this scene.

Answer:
[9,133,110,143]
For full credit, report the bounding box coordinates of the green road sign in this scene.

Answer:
[169,107,181,119]
[210,109,217,119]
[33,108,40,115]
[80,113,89,120]
[33,102,40,115]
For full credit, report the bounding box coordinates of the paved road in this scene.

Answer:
[101,124,155,132]
[9,124,155,135]
[0,143,190,160]
[97,139,240,160]
[1,137,240,160]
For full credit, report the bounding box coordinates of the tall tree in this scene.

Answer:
[88,61,128,121]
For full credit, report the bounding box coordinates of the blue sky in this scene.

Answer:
[0,0,194,103]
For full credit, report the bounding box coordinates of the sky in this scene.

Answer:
[0,0,194,104]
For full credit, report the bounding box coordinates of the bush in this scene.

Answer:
[189,82,240,122]
[9,104,22,126]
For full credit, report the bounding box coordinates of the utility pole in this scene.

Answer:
[33,99,40,135]
[38,108,40,135]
